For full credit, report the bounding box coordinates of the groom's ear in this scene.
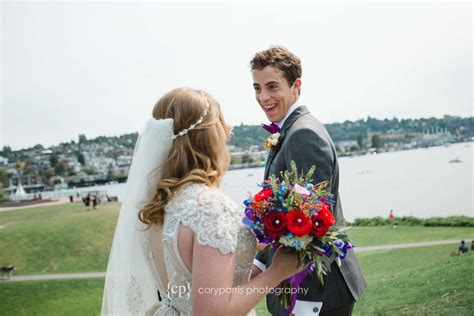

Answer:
[293,78,302,96]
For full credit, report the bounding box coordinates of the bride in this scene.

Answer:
[102,88,300,315]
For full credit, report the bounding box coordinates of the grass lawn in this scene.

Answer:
[0,278,104,316]
[0,202,119,275]
[353,244,474,316]
[1,245,472,315]
[1,202,473,276]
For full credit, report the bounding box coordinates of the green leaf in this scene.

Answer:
[305,165,316,182]
[290,160,298,176]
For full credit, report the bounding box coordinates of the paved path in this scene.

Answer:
[354,239,468,252]
[0,198,70,212]
[1,272,105,282]
[1,238,471,283]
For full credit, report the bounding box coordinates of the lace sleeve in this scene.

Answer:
[177,187,240,255]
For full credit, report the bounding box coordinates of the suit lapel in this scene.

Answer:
[264,148,276,179]
[264,106,310,179]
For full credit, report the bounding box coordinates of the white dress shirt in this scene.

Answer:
[275,99,302,129]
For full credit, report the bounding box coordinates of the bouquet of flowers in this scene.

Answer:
[242,161,353,313]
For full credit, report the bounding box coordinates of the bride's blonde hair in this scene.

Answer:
[139,88,231,226]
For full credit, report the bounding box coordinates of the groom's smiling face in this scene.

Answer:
[252,65,301,123]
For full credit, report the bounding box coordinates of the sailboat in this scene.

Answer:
[11,182,30,201]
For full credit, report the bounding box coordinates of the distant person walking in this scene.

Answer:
[471,240,474,251]
[82,194,91,210]
[389,210,395,227]
[92,194,99,210]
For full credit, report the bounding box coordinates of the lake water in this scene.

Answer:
[46,142,473,222]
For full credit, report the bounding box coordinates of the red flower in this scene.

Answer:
[286,211,312,237]
[311,204,335,237]
[254,188,273,202]
[263,211,287,238]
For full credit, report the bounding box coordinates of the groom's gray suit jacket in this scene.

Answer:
[255,106,367,315]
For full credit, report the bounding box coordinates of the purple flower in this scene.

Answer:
[256,231,273,243]
[338,242,353,260]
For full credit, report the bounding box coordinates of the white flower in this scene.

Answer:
[266,132,281,149]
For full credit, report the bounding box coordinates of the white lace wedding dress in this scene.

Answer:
[143,183,257,316]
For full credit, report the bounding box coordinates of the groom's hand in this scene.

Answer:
[256,242,268,251]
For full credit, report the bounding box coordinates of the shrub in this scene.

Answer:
[350,216,474,227]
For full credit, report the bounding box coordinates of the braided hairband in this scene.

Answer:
[172,92,210,140]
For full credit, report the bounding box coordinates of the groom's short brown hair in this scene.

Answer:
[250,46,302,86]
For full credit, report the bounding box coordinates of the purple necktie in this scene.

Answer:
[262,123,281,134]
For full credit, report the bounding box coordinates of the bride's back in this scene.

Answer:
[137,88,241,314]
[147,182,257,315]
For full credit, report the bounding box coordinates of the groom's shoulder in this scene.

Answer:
[284,111,335,156]
[288,110,329,138]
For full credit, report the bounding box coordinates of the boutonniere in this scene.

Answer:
[262,123,284,150]
[265,132,284,149]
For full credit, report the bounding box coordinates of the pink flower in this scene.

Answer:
[294,183,311,198]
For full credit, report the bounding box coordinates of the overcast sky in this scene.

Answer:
[1,1,472,150]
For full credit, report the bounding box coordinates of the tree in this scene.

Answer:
[40,167,55,184]
[77,153,86,165]
[65,165,77,176]
[50,154,59,167]
[0,168,9,187]
[1,146,12,157]
[371,134,384,149]
[241,154,254,164]
[79,134,88,144]
[230,155,240,165]
[23,165,37,176]
[357,134,365,149]
[107,164,115,180]
[0,183,8,200]
[54,161,68,176]
[349,145,360,152]
[84,167,95,175]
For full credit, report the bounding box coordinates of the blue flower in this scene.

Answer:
[242,218,253,227]
[323,244,332,256]
[243,199,253,206]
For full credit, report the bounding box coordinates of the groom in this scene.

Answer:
[250,46,367,315]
